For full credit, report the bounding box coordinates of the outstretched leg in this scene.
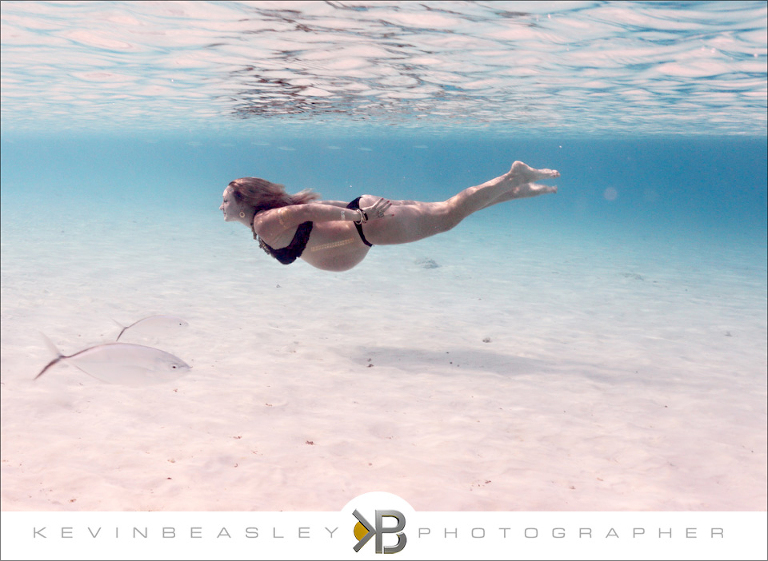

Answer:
[478,181,558,210]
[361,162,559,245]
[447,161,559,214]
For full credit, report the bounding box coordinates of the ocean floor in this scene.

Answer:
[1,200,766,511]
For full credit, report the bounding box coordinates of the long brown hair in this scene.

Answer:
[228,177,320,215]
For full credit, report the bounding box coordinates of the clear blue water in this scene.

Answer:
[2,134,766,244]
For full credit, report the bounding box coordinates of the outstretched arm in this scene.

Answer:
[316,200,352,208]
[254,200,392,236]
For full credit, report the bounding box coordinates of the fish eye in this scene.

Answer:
[172,365,177,369]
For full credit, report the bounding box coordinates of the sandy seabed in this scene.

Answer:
[1,202,766,512]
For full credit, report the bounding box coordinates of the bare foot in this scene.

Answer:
[507,161,560,187]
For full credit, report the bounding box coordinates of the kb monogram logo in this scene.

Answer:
[352,509,407,554]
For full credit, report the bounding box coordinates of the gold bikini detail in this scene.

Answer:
[310,238,356,252]
[274,207,359,252]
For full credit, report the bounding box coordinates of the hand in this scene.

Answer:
[361,198,392,222]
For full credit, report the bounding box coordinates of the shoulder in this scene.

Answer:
[252,207,281,239]
[253,204,312,236]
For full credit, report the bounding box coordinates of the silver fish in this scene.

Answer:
[113,315,189,342]
[35,334,191,386]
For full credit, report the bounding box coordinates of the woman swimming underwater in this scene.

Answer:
[220,161,559,272]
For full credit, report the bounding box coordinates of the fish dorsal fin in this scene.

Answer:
[111,318,129,342]
[39,332,63,360]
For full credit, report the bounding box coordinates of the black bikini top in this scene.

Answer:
[254,221,314,265]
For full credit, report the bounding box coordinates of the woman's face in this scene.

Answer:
[219,187,239,221]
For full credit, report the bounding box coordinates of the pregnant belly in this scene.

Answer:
[300,222,370,271]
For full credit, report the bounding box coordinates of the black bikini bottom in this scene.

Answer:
[346,197,373,247]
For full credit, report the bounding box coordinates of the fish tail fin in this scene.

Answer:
[34,357,62,380]
[34,333,65,381]
[110,318,127,342]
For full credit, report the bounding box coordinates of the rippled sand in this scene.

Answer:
[1,203,765,511]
